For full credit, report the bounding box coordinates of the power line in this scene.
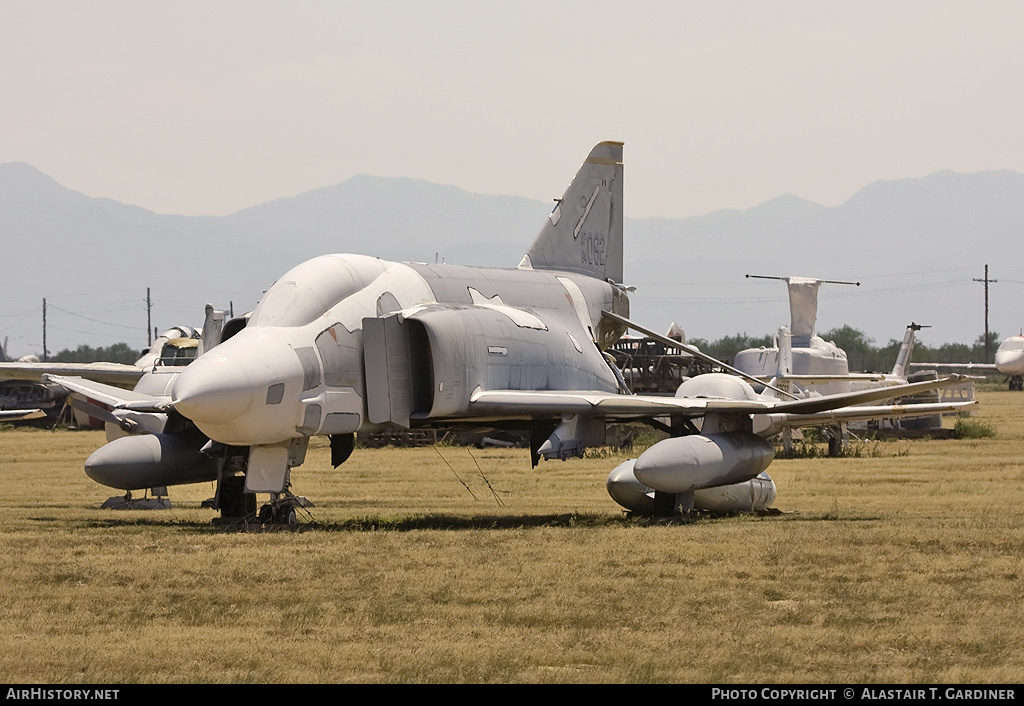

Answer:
[46,303,141,330]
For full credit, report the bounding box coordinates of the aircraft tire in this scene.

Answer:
[276,505,298,526]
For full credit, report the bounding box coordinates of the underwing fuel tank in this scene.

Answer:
[85,433,220,491]
[633,432,775,495]
[606,458,777,514]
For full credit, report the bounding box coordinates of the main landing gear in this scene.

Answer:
[207,474,313,526]
[257,494,313,526]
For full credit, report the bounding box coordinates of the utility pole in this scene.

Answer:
[974,265,998,363]
[147,288,152,347]
[42,298,47,361]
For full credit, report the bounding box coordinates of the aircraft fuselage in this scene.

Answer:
[995,336,1024,376]
[172,253,628,447]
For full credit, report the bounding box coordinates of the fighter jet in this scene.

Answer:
[50,142,974,522]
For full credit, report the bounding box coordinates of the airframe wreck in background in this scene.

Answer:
[0,324,215,427]
[912,334,1024,391]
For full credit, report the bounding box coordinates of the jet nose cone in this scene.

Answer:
[995,349,1024,373]
[172,356,253,423]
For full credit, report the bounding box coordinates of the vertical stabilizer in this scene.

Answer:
[786,277,822,344]
[891,323,924,379]
[776,326,793,378]
[519,142,624,283]
[749,275,858,347]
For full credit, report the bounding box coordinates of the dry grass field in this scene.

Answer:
[1,392,1022,683]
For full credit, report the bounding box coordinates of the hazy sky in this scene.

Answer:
[3,0,1023,219]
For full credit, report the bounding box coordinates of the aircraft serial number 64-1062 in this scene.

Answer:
[48,143,975,522]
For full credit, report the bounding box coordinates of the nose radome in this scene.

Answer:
[172,356,254,423]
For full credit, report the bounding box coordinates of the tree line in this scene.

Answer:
[689,326,1000,373]
[45,327,1000,374]
[50,343,141,365]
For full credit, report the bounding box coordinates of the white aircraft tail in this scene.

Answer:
[758,326,794,401]
[891,323,925,379]
[776,326,793,378]
[519,141,624,283]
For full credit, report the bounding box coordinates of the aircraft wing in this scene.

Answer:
[0,362,144,386]
[752,373,890,383]
[43,374,167,412]
[466,389,765,420]
[0,408,47,422]
[909,362,997,371]
[775,399,977,428]
[468,375,969,422]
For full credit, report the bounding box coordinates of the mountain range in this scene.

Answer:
[2,161,1022,357]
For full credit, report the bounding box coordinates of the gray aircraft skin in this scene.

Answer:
[53,142,975,520]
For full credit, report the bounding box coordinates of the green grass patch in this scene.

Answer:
[953,418,997,439]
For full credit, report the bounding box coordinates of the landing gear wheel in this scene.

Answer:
[258,500,300,526]
[275,504,297,526]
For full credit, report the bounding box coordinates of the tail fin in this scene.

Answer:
[891,323,926,379]
[776,326,793,378]
[518,142,624,283]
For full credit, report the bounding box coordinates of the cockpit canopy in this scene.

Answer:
[159,338,199,366]
[251,254,388,328]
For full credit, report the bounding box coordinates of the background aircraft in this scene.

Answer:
[911,334,1024,391]
[730,276,978,450]
[602,318,975,511]
[0,321,211,386]
[734,275,897,394]
[0,307,228,429]
[51,143,973,522]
